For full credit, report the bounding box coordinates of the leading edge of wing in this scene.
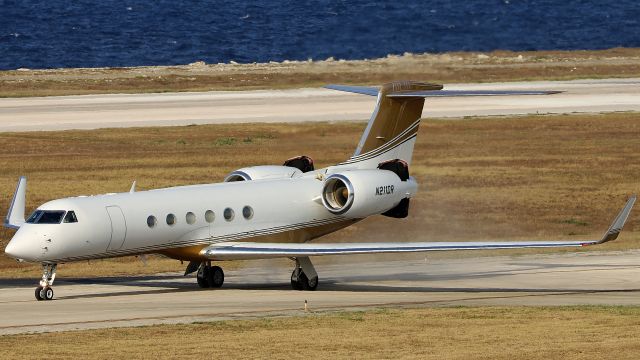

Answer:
[324,84,379,96]
[387,89,562,98]
[203,240,595,260]
[202,195,635,260]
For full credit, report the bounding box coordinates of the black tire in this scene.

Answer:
[43,286,54,300]
[298,271,310,291]
[304,276,319,291]
[197,267,210,288]
[291,269,303,290]
[209,266,224,288]
[35,286,44,301]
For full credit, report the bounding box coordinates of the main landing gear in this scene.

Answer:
[191,258,318,290]
[196,261,224,288]
[35,263,57,301]
[290,257,318,291]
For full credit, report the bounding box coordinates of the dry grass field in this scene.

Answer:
[0,112,638,278]
[1,306,639,359]
[1,48,640,97]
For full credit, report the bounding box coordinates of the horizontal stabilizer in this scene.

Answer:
[202,195,635,260]
[325,84,560,98]
[387,89,561,97]
[324,84,380,96]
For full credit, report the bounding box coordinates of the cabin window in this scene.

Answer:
[63,211,78,223]
[223,208,234,221]
[242,206,254,220]
[25,210,66,224]
[147,216,157,228]
[186,212,196,225]
[166,213,177,226]
[205,210,215,223]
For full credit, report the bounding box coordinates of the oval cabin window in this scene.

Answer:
[186,212,196,225]
[205,210,215,223]
[223,208,234,221]
[242,206,254,220]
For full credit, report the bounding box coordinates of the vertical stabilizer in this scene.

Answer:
[327,81,441,168]
[353,81,440,157]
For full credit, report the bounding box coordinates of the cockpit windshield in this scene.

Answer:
[26,210,67,224]
[63,211,78,223]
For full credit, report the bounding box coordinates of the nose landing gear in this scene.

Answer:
[35,263,57,301]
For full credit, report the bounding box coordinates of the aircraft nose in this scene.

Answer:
[4,230,39,261]
[4,239,23,259]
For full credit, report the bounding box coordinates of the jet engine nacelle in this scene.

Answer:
[224,165,302,182]
[321,169,418,218]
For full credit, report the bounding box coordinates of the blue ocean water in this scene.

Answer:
[0,0,639,70]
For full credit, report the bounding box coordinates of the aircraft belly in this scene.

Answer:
[158,218,358,261]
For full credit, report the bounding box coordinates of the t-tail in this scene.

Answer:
[325,81,559,168]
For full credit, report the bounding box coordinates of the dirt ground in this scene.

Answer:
[0,112,638,278]
[1,48,640,97]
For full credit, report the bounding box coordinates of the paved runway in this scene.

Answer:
[1,251,639,334]
[0,78,639,132]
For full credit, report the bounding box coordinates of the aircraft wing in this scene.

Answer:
[202,195,636,260]
[4,177,27,230]
[325,84,560,97]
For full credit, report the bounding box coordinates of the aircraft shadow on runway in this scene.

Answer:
[55,281,640,302]
[2,262,637,301]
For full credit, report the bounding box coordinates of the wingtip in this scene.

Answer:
[4,176,27,230]
[598,194,636,244]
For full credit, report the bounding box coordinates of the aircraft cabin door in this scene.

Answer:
[106,206,128,250]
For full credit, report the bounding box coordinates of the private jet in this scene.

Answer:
[3,81,636,301]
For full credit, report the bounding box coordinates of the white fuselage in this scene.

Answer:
[9,175,330,262]
[7,167,418,263]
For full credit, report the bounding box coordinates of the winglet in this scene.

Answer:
[130,180,137,193]
[597,195,636,244]
[4,176,27,230]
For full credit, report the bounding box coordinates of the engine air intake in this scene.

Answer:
[322,174,354,215]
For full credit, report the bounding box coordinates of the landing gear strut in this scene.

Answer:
[35,263,57,301]
[196,261,224,288]
[290,257,318,291]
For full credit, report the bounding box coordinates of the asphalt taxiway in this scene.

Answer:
[0,78,639,132]
[1,251,639,335]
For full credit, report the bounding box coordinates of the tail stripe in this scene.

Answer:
[339,134,417,165]
[348,119,420,162]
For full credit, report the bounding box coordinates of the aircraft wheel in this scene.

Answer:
[35,286,44,301]
[43,286,54,300]
[303,275,318,291]
[291,270,303,290]
[197,266,210,288]
[297,271,310,291]
[209,266,224,288]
